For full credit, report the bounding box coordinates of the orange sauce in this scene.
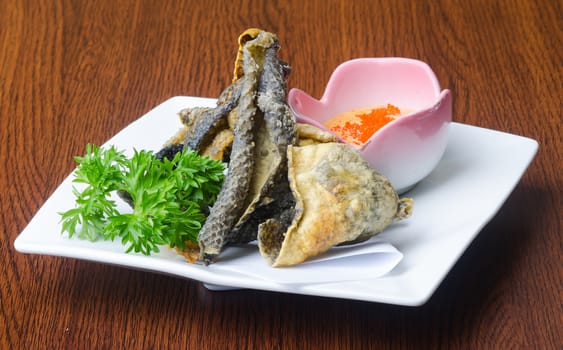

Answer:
[324,104,402,147]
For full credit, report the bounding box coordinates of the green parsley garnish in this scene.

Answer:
[60,144,225,255]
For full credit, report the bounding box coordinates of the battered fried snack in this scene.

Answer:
[258,143,413,266]
[165,29,412,266]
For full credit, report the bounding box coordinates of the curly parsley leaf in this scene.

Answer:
[59,144,224,255]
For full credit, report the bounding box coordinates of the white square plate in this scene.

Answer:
[14,96,538,306]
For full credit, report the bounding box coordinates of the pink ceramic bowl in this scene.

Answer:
[288,57,452,193]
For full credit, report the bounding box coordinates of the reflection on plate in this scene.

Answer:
[14,96,538,306]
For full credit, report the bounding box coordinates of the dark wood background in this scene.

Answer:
[1,1,561,348]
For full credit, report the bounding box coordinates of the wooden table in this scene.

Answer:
[1,1,561,348]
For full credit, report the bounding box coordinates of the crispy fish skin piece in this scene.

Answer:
[232,28,264,82]
[258,142,413,267]
[184,79,243,153]
[257,45,296,155]
[179,105,236,162]
[296,123,338,145]
[197,31,277,264]
[160,107,211,147]
[178,107,212,129]
[228,40,297,243]
[197,78,256,263]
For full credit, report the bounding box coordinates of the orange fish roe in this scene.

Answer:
[326,104,401,147]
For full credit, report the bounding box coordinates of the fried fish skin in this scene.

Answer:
[190,29,412,267]
[232,28,265,82]
[228,37,297,244]
[184,79,243,153]
[197,30,278,264]
[258,142,413,267]
[296,123,338,145]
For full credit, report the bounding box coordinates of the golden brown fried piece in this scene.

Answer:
[232,28,264,82]
[200,129,234,160]
[296,123,339,145]
[258,142,412,267]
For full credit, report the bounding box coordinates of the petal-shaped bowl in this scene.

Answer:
[288,57,452,193]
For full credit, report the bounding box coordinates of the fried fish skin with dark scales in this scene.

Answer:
[227,40,297,243]
[173,29,412,267]
[183,79,243,153]
[178,107,212,131]
[197,31,278,264]
[154,143,185,161]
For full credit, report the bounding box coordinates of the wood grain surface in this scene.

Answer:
[1,0,561,349]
